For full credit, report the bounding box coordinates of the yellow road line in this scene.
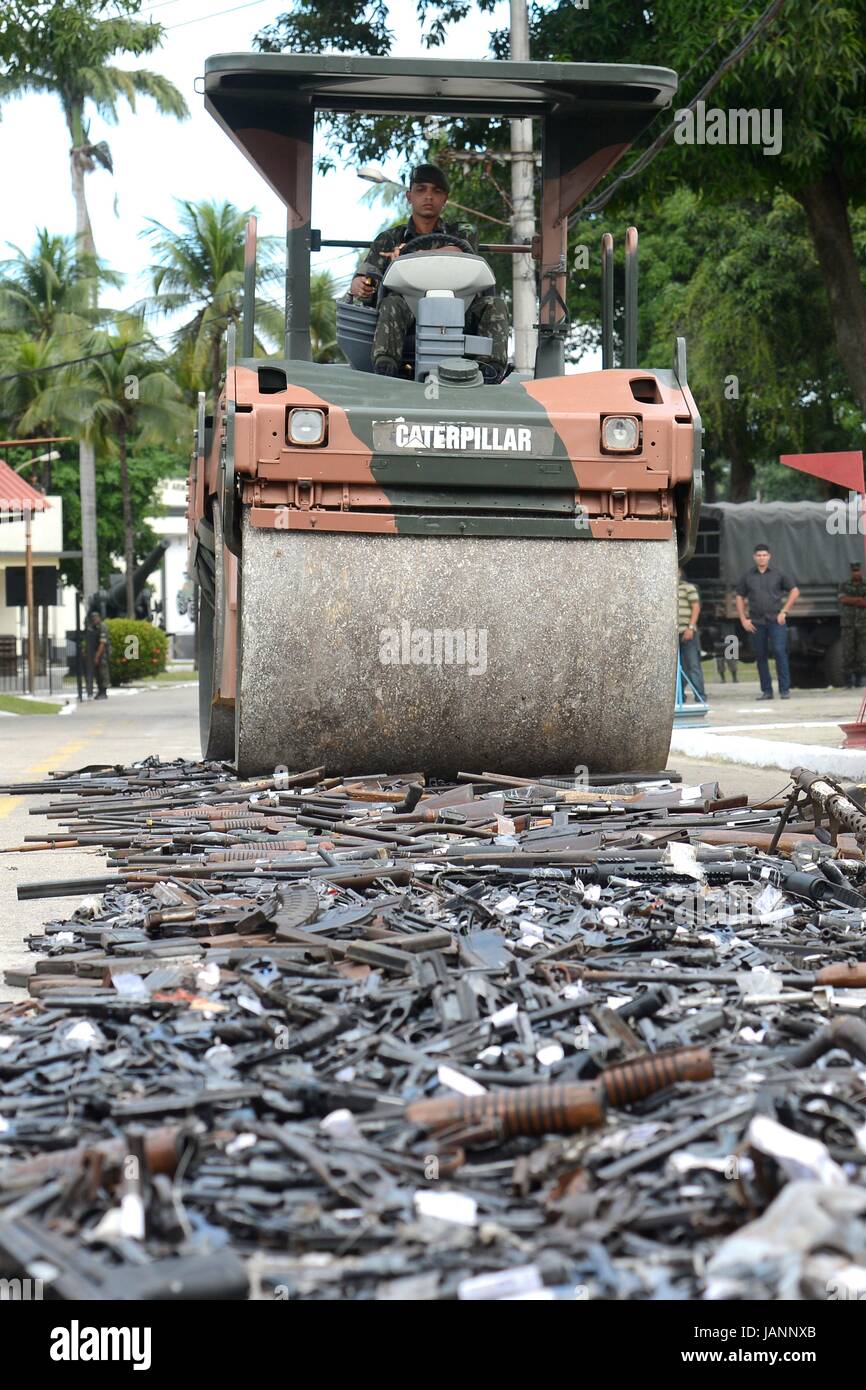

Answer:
[0,732,102,820]
[26,738,91,778]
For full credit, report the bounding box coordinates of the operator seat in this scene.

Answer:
[381,247,495,305]
[380,248,497,380]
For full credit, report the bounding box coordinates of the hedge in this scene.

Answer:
[106,619,168,685]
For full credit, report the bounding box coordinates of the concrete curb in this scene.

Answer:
[670,728,866,777]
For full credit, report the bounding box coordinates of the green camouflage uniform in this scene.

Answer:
[351,217,509,371]
[839,577,866,681]
[85,619,110,697]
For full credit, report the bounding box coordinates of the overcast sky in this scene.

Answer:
[1,0,510,326]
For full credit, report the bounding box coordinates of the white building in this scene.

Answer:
[146,478,195,658]
[0,468,196,663]
[0,461,72,654]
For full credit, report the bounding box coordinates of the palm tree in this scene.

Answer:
[23,315,188,617]
[0,334,65,486]
[1,3,188,261]
[0,232,121,488]
[310,270,341,363]
[0,1,188,600]
[144,200,283,405]
[0,230,118,337]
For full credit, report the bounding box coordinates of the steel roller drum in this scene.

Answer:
[234,517,678,777]
[199,502,235,761]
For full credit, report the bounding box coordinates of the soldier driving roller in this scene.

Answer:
[347,163,509,381]
[839,560,866,688]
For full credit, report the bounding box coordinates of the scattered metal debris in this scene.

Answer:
[2,758,866,1301]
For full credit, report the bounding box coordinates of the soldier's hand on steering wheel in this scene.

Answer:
[404,232,476,255]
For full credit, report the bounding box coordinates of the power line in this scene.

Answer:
[0,316,220,381]
[0,284,292,355]
[0,298,292,382]
[0,302,173,349]
[568,0,788,224]
[166,0,272,29]
[0,341,154,383]
[673,0,764,92]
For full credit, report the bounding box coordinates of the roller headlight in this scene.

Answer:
[288,408,326,445]
[601,415,640,452]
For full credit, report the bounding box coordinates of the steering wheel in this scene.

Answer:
[402,231,476,256]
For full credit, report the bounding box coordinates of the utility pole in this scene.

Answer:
[509,0,537,374]
[79,437,98,603]
[24,505,36,695]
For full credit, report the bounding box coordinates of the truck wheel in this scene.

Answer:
[824,638,844,688]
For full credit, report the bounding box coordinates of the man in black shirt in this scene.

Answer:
[735,544,800,700]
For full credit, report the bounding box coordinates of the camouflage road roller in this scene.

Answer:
[189,54,702,777]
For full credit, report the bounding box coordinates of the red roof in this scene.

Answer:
[0,458,50,519]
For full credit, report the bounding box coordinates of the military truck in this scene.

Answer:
[684,500,865,686]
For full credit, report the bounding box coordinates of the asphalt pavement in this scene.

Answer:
[0,684,199,999]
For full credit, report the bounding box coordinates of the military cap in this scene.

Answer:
[409,163,449,194]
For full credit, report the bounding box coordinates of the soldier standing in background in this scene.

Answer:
[84,610,110,700]
[678,568,706,701]
[715,647,739,683]
[839,560,866,688]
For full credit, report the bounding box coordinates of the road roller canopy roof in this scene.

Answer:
[203,53,677,214]
[203,52,677,117]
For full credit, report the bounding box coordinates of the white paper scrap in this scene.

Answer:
[437,1064,486,1097]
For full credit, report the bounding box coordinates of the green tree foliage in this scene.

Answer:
[0,230,119,336]
[1,0,188,600]
[144,200,284,405]
[106,616,167,683]
[254,0,866,498]
[20,314,188,612]
[257,0,498,54]
[0,0,188,258]
[310,270,341,362]
[570,189,864,499]
[255,0,496,170]
[256,0,397,55]
[517,0,866,415]
[0,333,66,463]
[0,231,119,491]
[48,443,181,592]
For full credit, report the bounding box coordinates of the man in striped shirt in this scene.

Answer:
[678,570,705,701]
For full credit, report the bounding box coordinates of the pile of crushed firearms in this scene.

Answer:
[2,759,866,1301]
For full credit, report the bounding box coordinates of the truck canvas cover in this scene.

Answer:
[705,501,865,587]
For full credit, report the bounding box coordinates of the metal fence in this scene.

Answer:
[0,633,75,697]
